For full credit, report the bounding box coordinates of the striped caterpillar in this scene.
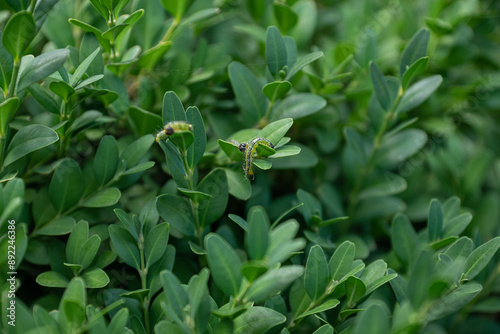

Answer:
[238,137,274,179]
[156,121,193,143]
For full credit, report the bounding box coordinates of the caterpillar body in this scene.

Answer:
[156,121,193,143]
[241,137,274,179]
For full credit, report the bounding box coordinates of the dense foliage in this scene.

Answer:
[1,0,500,333]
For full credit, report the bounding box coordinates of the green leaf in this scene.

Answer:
[428,199,443,242]
[137,42,171,70]
[36,216,76,236]
[261,118,293,146]
[370,61,391,110]
[2,11,36,62]
[442,213,472,238]
[0,97,19,136]
[33,304,59,332]
[445,237,473,262]
[161,0,189,20]
[186,106,206,167]
[246,0,266,21]
[109,225,141,270]
[160,270,188,319]
[297,188,321,224]
[397,75,443,114]
[312,324,334,334]
[375,129,427,167]
[197,168,228,226]
[89,0,109,18]
[49,159,83,213]
[169,129,195,152]
[59,278,86,331]
[391,213,417,265]
[28,84,59,114]
[425,17,454,36]
[79,30,104,77]
[17,49,70,92]
[68,19,110,54]
[66,110,102,135]
[401,56,428,90]
[74,74,104,89]
[205,233,242,296]
[268,145,300,159]
[233,307,286,334]
[186,268,210,330]
[359,173,407,199]
[0,170,17,183]
[4,124,58,166]
[158,142,188,187]
[114,208,138,241]
[66,220,89,264]
[177,187,211,202]
[344,127,367,163]
[463,237,500,281]
[36,271,69,288]
[389,268,408,303]
[107,307,128,334]
[359,259,387,289]
[345,276,366,306]
[286,51,323,80]
[271,93,326,120]
[296,299,340,320]
[82,187,121,208]
[120,134,155,169]
[400,28,430,77]
[94,136,119,186]
[252,158,271,170]
[0,32,13,93]
[229,213,248,231]
[353,304,390,334]
[431,236,457,250]
[157,194,194,236]
[101,24,129,41]
[241,262,267,282]
[244,265,304,303]
[329,241,355,281]
[305,245,329,301]
[162,91,186,124]
[219,139,244,161]
[427,282,482,321]
[263,81,292,101]
[78,235,101,270]
[246,206,270,260]
[178,7,219,28]
[228,61,267,122]
[268,220,305,266]
[365,273,398,295]
[266,26,287,78]
[49,81,75,101]
[273,3,298,33]
[224,168,251,200]
[122,161,155,176]
[70,47,100,87]
[145,223,169,268]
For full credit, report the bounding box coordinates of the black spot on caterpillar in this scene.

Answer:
[156,121,193,143]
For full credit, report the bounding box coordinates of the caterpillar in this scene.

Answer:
[156,121,193,143]
[241,137,274,179]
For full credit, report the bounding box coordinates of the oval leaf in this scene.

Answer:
[4,124,58,166]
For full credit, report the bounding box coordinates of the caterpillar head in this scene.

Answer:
[165,126,175,135]
[238,143,247,152]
